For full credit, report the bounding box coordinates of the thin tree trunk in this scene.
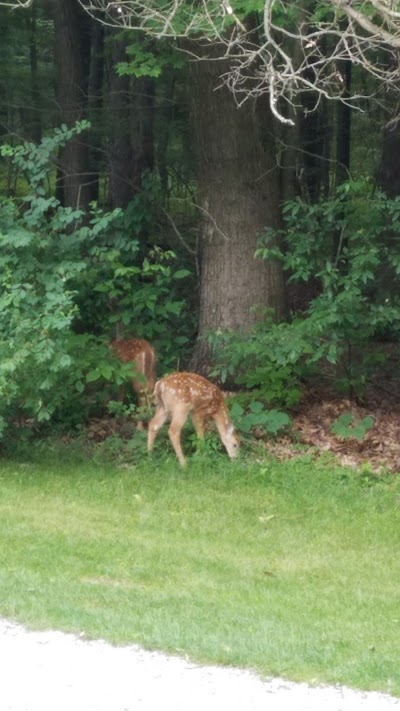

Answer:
[132,74,155,182]
[381,126,400,197]
[335,60,352,188]
[108,31,134,208]
[301,101,331,201]
[0,8,10,141]
[88,22,105,203]
[53,0,92,211]
[26,4,41,143]
[108,32,155,208]
[156,70,175,205]
[300,35,332,201]
[380,55,400,198]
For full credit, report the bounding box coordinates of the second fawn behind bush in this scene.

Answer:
[110,338,157,428]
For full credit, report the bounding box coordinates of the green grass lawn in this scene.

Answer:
[0,446,399,695]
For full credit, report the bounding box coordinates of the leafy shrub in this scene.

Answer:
[0,123,194,439]
[209,181,400,404]
[208,182,400,405]
[208,318,316,408]
[256,181,400,397]
[74,173,195,371]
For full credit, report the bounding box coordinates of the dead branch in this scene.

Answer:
[75,0,400,123]
[0,0,33,6]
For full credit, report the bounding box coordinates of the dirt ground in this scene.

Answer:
[271,385,400,475]
[86,386,400,476]
[83,343,400,474]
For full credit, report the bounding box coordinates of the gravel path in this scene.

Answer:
[1,619,398,711]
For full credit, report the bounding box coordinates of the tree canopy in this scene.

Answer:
[75,0,400,123]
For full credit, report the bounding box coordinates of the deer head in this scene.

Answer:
[148,372,240,466]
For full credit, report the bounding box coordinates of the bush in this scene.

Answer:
[207,318,314,408]
[0,124,194,439]
[210,181,400,404]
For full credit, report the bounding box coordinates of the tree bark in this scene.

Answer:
[380,89,400,197]
[53,0,92,211]
[25,4,42,144]
[107,33,155,209]
[335,60,352,188]
[156,70,176,205]
[300,100,331,201]
[107,31,134,208]
[88,22,105,203]
[187,42,286,373]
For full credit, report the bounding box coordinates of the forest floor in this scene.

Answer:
[283,345,400,475]
[273,380,400,475]
[86,345,400,475]
[86,380,400,475]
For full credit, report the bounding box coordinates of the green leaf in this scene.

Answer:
[264,409,292,434]
[331,413,374,440]
[230,402,245,419]
[86,369,101,383]
[165,301,183,315]
[248,401,265,414]
[173,269,191,280]
[100,364,113,381]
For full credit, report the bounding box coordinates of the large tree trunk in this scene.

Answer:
[187,42,286,373]
[53,0,92,211]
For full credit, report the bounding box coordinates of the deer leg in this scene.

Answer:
[148,405,168,452]
[191,413,206,440]
[135,390,146,431]
[168,405,190,467]
[133,379,150,430]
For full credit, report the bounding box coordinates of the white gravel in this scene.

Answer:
[0,619,398,711]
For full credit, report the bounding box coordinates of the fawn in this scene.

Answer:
[110,338,157,429]
[147,372,240,466]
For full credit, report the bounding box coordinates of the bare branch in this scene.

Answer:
[0,0,33,7]
[161,207,197,256]
[77,0,400,122]
[331,0,400,47]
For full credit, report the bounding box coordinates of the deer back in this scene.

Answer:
[155,372,225,416]
[111,338,156,391]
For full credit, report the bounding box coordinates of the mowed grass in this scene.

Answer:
[0,448,399,695]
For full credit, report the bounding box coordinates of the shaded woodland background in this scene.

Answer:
[0,0,400,469]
